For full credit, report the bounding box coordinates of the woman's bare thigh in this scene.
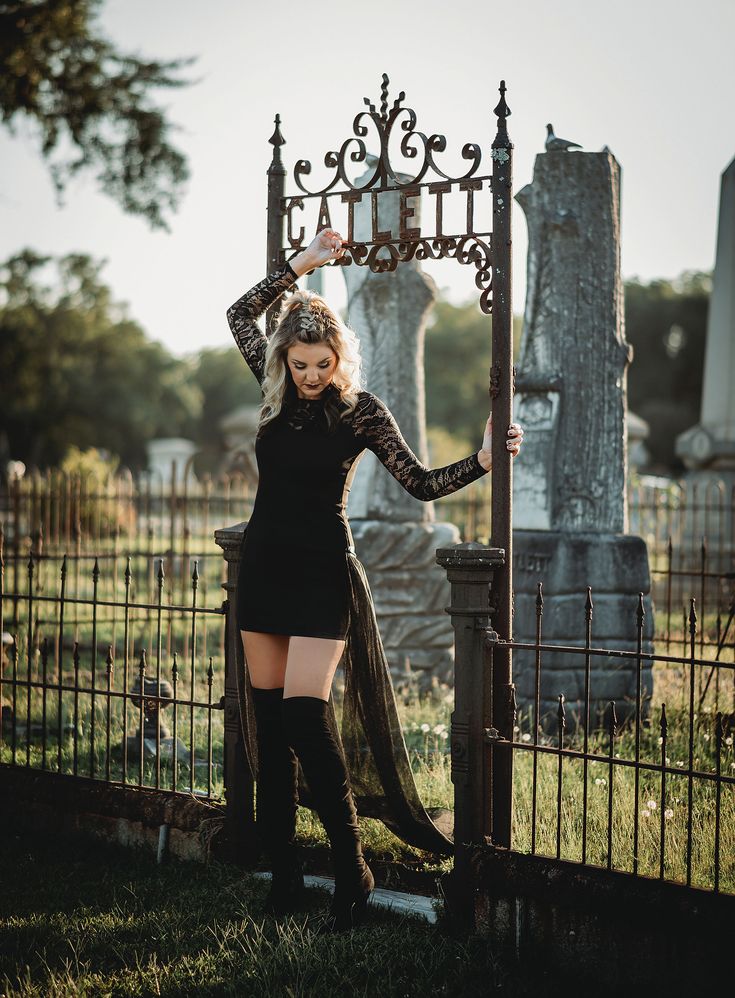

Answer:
[284,636,346,702]
[240,631,290,689]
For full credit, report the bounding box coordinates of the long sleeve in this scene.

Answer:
[225,262,298,383]
[352,391,488,501]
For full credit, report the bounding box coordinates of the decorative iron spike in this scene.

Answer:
[28,549,35,574]
[689,598,697,635]
[509,685,518,730]
[268,113,285,154]
[392,89,406,114]
[667,536,673,559]
[106,646,113,674]
[701,536,707,557]
[157,558,165,585]
[73,642,80,667]
[172,650,179,680]
[139,648,147,673]
[660,702,668,738]
[41,636,48,662]
[608,700,618,737]
[493,79,511,122]
[585,586,593,617]
[636,592,645,627]
[557,693,566,730]
[192,560,199,586]
[536,581,544,613]
[92,557,99,584]
[125,556,131,584]
[207,656,214,683]
[380,73,389,120]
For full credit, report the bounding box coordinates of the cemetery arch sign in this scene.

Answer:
[261,74,515,847]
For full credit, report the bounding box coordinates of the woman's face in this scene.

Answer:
[286,342,338,399]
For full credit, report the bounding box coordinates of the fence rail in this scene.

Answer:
[1,545,227,802]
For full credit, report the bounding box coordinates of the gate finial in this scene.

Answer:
[268,113,285,170]
[492,79,512,150]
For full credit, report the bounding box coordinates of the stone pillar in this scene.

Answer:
[343,157,462,689]
[213,522,258,863]
[435,542,505,933]
[676,155,735,473]
[675,156,735,562]
[512,150,654,727]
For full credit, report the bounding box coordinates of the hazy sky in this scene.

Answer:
[1,0,733,358]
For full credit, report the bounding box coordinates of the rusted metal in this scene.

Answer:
[273,73,497,312]
[633,592,645,875]
[266,113,287,335]
[581,586,593,865]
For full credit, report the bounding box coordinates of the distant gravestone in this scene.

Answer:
[676,156,735,475]
[344,155,461,688]
[512,149,654,727]
[146,438,198,489]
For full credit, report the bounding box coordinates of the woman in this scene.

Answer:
[226,228,523,932]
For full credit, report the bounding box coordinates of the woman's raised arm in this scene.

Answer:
[352,392,488,501]
[225,262,298,383]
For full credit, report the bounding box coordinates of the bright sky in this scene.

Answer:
[1,0,733,358]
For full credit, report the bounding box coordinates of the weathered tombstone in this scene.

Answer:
[344,154,462,689]
[675,155,735,551]
[219,403,260,482]
[513,149,654,727]
[146,438,198,490]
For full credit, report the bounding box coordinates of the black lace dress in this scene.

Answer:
[226,261,489,855]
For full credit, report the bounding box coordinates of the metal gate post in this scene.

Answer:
[489,79,515,850]
[265,113,287,332]
[436,543,505,933]
[214,523,258,863]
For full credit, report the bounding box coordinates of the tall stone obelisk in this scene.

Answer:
[676,155,735,474]
[512,149,654,728]
[343,155,462,689]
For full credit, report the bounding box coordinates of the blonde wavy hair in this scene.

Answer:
[259,287,363,435]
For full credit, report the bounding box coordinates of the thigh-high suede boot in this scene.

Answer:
[251,686,304,915]
[282,695,374,931]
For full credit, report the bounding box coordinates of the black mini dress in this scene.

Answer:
[226,262,489,641]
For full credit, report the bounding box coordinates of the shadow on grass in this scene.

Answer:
[0,824,562,997]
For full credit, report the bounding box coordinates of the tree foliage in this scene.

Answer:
[425,274,709,473]
[0,255,710,476]
[0,249,202,469]
[624,271,709,470]
[0,0,195,228]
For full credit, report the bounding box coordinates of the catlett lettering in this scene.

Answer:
[399,187,421,241]
[370,190,392,243]
[340,191,363,243]
[286,197,306,248]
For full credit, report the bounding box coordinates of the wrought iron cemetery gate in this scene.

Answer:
[257,65,516,839]
[3,74,731,939]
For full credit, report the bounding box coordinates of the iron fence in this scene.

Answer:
[438,542,735,930]
[0,543,227,801]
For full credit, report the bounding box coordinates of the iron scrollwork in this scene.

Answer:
[270,74,512,315]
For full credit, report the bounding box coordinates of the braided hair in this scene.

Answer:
[258,287,363,435]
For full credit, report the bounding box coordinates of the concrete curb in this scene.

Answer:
[251,871,439,923]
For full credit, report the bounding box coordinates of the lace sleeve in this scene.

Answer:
[225,262,298,383]
[352,392,488,500]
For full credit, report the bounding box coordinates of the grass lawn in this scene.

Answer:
[0,824,561,998]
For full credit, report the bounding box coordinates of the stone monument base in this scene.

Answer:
[350,519,461,693]
[512,530,654,731]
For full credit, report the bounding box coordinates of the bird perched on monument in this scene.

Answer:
[545,123,583,152]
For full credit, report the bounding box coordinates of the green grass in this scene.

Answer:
[3,666,734,888]
[0,825,554,998]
